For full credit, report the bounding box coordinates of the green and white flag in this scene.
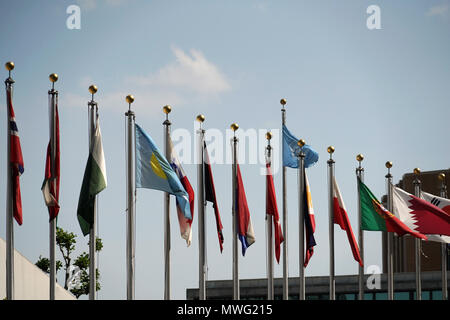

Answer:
[77,116,107,236]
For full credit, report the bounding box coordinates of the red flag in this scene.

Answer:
[41,102,60,221]
[204,142,224,252]
[266,161,284,263]
[7,88,24,225]
[332,176,363,266]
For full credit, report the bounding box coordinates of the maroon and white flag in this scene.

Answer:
[392,186,450,239]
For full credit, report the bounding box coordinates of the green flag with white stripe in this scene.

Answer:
[77,116,107,236]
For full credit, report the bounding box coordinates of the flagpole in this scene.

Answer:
[125,94,136,300]
[266,132,274,300]
[48,73,58,300]
[163,105,172,300]
[5,61,15,300]
[356,154,365,300]
[88,85,98,300]
[438,173,448,301]
[280,98,289,300]
[231,123,239,300]
[385,161,394,300]
[413,168,422,300]
[197,114,207,300]
[327,146,335,300]
[297,139,306,300]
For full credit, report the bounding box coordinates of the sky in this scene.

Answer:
[0,0,449,300]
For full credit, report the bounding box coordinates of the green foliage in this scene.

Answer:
[35,255,62,273]
[34,227,103,299]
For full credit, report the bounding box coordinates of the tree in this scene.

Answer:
[35,227,103,299]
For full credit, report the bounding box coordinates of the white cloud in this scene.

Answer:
[426,3,449,17]
[64,47,230,115]
[127,47,231,95]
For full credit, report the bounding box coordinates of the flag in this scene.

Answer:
[392,186,450,238]
[135,124,191,220]
[332,176,362,266]
[420,191,450,243]
[168,134,194,246]
[7,88,24,225]
[358,178,427,240]
[204,142,224,252]
[282,124,319,169]
[76,116,107,236]
[266,157,284,263]
[236,164,255,256]
[303,172,316,267]
[41,101,60,221]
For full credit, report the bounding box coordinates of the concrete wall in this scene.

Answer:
[0,237,76,300]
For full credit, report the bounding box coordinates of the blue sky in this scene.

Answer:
[1,0,449,299]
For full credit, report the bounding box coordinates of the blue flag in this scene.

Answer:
[135,124,192,220]
[282,124,319,168]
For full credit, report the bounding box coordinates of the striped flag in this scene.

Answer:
[41,100,60,221]
[236,164,255,256]
[7,88,24,225]
[168,134,195,246]
[303,172,316,267]
[266,157,284,263]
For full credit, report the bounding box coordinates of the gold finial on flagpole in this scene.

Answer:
[230,123,239,138]
[327,146,335,160]
[89,84,98,95]
[356,154,364,162]
[196,114,205,123]
[126,94,134,112]
[414,168,421,175]
[163,105,172,114]
[5,61,15,83]
[49,73,58,83]
[163,105,171,121]
[196,114,205,130]
[126,94,134,104]
[89,85,98,102]
[297,139,305,148]
[280,98,287,106]
[266,131,272,141]
[49,73,58,90]
[438,173,446,181]
[5,61,14,71]
[385,161,393,169]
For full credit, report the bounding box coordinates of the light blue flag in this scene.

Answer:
[135,123,192,220]
[282,124,319,168]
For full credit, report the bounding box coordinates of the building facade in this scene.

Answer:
[186,271,448,300]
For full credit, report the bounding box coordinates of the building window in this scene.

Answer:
[394,291,410,300]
